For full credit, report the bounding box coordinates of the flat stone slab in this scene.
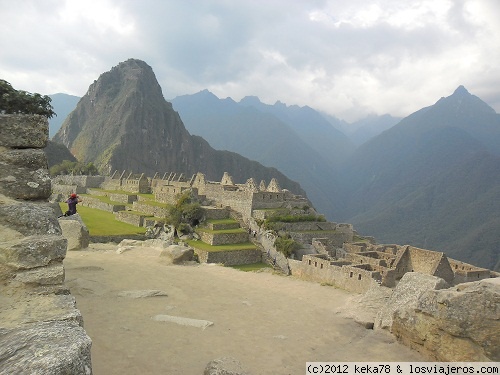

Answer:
[117,290,168,298]
[152,314,214,330]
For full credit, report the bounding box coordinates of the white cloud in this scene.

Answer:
[0,0,498,121]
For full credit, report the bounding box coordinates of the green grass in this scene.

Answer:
[186,240,257,252]
[230,263,272,272]
[206,218,239,225]
[196,227,246,234]
[82,194,131,207]
[59,203,146,236]
[136,193,154,200]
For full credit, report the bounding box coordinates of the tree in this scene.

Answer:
[49,161,98,176]
[165,190,203,235]
[0,79,56,118]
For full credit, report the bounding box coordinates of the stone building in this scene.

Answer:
[290,241,496,293]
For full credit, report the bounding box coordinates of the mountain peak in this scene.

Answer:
[239,96,262,106]
[453,85,470,96]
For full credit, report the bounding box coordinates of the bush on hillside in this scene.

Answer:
[49,160,98,176]
[0,79,55,118]
[274,234,301,258]
[165,190,203,235]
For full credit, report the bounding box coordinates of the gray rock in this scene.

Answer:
[160,245,194,264]
[0,165,51,200]
[59,216,89,250]
[0,235,67,270]
[0,320,92,375]
[0,293,84,328]
[0,114,48,148]
[392,277,500,361]
[117,290,168,298]
[0,148,48,169]
[0,202,62,236]
[375,272,449,330]
[14,262,65,285]
[204,357,249,375]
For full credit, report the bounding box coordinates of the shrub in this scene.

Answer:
[165,190,203,235]
[0,79,55,118]
[274,234,301,258]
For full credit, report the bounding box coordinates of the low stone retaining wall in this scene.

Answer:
[132,201,168,217]
[89,234,147,243]
[86,188,107,196]
[207,221,240,230]
[115,211,153,227]
[52,184,87,196]
[194,248,262,266]
[201,206,229,220]
[289,256,381,294]
[81,196,125,212]
[198,230,249,245]
[290,231,350,247]
[109,193,137,204]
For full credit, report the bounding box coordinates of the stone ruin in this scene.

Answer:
[0,114,92,374]
[47,143,500,363]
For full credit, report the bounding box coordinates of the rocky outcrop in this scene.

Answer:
[375,272,449,330]
[59,214,90,250]
[0,114,92,374]
[392,277,500,361]
[160,244,195,264]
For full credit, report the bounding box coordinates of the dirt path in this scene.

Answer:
[64,244,423,375]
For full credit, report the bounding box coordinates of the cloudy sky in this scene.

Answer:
[1,0,499,121]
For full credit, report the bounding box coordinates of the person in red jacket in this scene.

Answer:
[65,193,82,216]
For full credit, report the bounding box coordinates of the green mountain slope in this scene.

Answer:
[339,87,500,270]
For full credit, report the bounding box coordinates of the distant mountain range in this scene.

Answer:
[48,93,80,137]
[48,59,500,270]
[338,86,500,270]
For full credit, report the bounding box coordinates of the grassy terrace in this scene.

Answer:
[196,227,246,234]
[186,240,257,252]
[81,194,132,207]
[135,200,168,208]
[59,203,146,236]
[231,263,272,272]
[205,218,239,225]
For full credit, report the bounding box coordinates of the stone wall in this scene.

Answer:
[194,248,262,266]
[81,196,126,212]
[448,258,492,284]
[201,206,230,220]
[132,201,168,218]
[0,114,92,374]
[109,193,137,204]
[115,211,152,227]
[198,230,249,246]
[289,255,382,293]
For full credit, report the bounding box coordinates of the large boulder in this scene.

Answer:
[160,245,194,264]
[375,272,449,330]
[0,321,92,375]
[59,214,90,251]
[0,235,67,270]
[392,277,500,361]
